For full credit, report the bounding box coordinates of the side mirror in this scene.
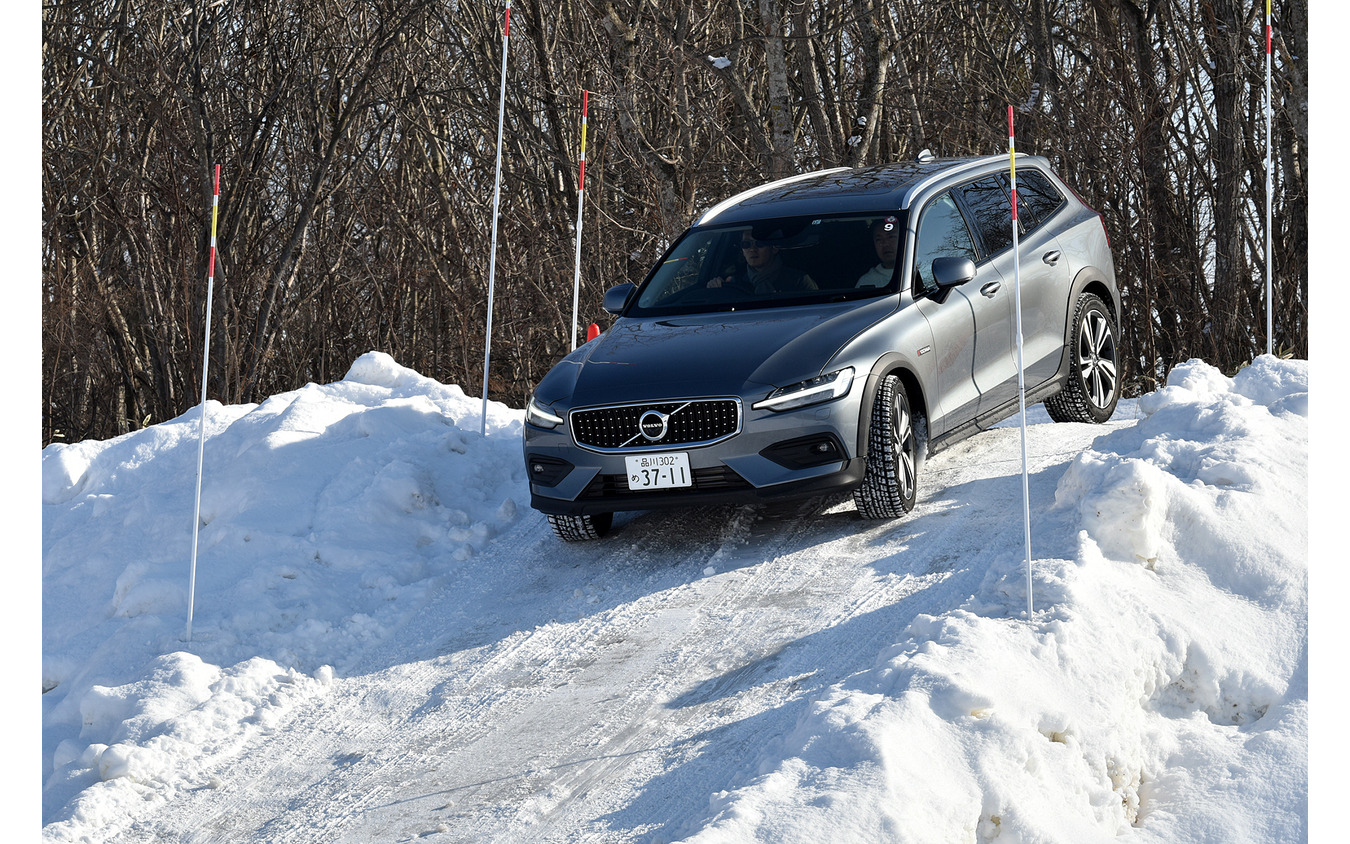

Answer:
[602,282,635,315]
[931,256,977,288]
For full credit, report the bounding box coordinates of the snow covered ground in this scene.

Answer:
[40,352,1309,842]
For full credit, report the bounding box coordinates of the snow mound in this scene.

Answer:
[42,352,527,835]
[40,354,1308,842]
[681,358,1307,843]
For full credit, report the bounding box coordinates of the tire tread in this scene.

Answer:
[547,512,613,541]
[1045,292,1118,424]
[853,375,917,520]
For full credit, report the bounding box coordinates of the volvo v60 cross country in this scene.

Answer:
[522,155,1121,541]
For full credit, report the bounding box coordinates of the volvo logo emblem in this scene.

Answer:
[639,410,670,442]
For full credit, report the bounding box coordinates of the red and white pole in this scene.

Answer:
[187,163,220,643]
[481,0,511,435]
[1009,107,1033,620]
[1265,0,1273,356]
[570,89,589,351]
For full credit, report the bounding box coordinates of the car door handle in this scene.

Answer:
[1042,250,1062,266]
[980,281,1001,298]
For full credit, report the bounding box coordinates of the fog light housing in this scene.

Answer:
[527,455,573,487]
[760,434,847,470]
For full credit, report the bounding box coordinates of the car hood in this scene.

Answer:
[533,298,896,408]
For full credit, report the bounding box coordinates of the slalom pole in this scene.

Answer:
[1264,0,1273,356]
[481,0,511,435]
[570,89,589,351]
[1009,107,1033,620]
[187,163,221,643]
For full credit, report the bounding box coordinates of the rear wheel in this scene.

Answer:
[547,512,613,542]
[1045,292,1119,424]
[854,374,919,519]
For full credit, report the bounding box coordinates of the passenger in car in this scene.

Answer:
[856,216,901,288]
[709,233,817,294]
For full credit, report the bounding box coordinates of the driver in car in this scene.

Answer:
[708,233,817,294]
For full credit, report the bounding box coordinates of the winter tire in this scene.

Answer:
[854,374,919,519]
[1045,292,1119,424]
[547,512,613,541]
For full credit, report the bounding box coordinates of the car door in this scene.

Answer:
[1000,169,1074,386]
[956,175,1071,412]
[910,191,1003,434]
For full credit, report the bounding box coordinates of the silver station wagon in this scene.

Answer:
[523,155,1120,541]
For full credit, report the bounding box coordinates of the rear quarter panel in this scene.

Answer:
[1055,209,1120,333]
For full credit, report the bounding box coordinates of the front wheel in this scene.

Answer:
[1045,292,1120,424]
[854,374,920,519]
[547,512,613,542]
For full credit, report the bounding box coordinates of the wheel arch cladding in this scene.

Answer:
[1071,268,1118,315]
[855,356,928,461]
[1065,269,1120,344]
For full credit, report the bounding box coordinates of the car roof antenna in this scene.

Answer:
[915,149,935,163]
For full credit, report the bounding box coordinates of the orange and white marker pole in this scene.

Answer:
[481,0,511,435]
[1009,107,1033,620]
[570,89,589,351]
[187,163,221,643]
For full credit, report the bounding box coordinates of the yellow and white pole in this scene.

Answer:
[570,89,589,351]
[481,0,512,435]
[1010,107,1033,620]
[1265,0,1273,356]
[187,163,220,643]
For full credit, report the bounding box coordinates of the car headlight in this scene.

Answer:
[752,367,855,412]
[525,396,564,429]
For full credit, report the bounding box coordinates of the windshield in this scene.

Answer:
[626,212,908,317]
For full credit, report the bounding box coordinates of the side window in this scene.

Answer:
[957,177,1014,257]
[995,173,1035,230]
[1016,169,1066,229]
[913,192,978,293]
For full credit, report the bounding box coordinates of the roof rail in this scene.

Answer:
[696,166,852,225]
[898,155,1004,210]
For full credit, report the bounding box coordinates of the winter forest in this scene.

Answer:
[40,0,1309,446]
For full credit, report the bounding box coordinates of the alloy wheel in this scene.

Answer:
[1078,309,1117,410]
[891,396,917,502]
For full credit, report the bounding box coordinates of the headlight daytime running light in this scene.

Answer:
[525,396,565,429]
[752,366,855,412]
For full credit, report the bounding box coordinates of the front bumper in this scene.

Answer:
[523,391,867,516]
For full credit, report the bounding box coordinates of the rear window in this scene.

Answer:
[1014,169,1066,228]
[956,177,1014,258]
[995,168,1067,233]
[626,212,908,317]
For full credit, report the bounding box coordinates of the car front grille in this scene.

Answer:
[570,398,741,451]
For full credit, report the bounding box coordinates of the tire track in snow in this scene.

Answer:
[388,503,845,840]
[123,507,784,842]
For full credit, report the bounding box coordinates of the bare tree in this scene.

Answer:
[42,0,1308,445]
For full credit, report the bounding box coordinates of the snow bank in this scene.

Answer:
[41,352,526,838]
[682,357,1307,843]
[40,352,1308,842]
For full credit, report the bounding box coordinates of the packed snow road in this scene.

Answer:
[113,420,1093,843]
[42,353,1307,842]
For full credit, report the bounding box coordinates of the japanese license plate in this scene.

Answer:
[624,452,692,491]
